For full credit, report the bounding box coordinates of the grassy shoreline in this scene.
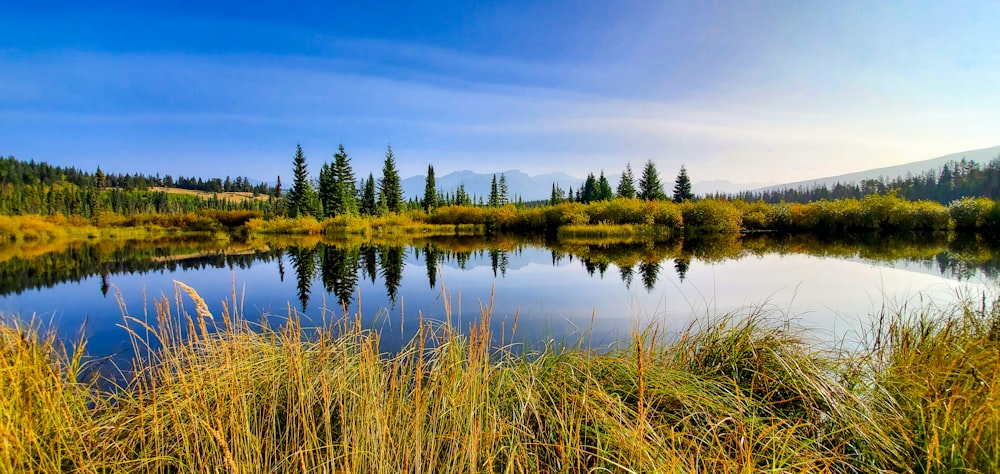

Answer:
[3,284,999,472]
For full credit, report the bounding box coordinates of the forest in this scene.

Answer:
[3,146,1000,239]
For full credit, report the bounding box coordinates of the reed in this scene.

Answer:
[2,284,1000,472]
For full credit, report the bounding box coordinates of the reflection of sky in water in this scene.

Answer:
[0,246,992,358]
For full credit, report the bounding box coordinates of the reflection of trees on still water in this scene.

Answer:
[3,232,1000,303]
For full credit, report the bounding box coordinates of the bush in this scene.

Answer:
[679,200,742,233]
[948,197,994,229]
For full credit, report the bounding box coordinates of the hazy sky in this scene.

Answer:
[1,1,997,183]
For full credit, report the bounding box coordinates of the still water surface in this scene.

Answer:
[2,233,997,358]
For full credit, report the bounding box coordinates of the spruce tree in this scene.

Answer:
[498,173,508,206]
[360,173,377,216]
[489,174,499,207]
[639,159,665,201]
[597,171,613,201]
[423,164,437,211]
[581,173,598,204]
[617,163,636,198]
[379,145,402,213]
[672,165,694,203]
[332,144,357,215]
[286,144,321,218]
[318,162,336,216]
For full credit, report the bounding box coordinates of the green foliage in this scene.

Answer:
[672,165,694,203]
[680,199,742,233]
[285,145,321,219]
[359,174,377,216]
[378,145,403,213]
[639,159,666,201]
[319,144,358,217]
[423,164,436,211]
[617,163,637,199]
[948,197,994,229]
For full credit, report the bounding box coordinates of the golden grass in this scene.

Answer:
[2,283,1000,472]
[148,186,269,203]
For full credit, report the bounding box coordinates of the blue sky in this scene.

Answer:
[1,1,998,184]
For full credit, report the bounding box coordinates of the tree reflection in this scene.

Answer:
[673,258,690,282]
[619,264,634,289]
[288,246,317,311]
[319,244,359,309]
[424,244,439,288]
[639,260,660,291]
[361,245,378,284]
[379,246,405,306]
[489,249,509,277]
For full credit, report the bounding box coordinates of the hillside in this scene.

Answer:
[758,145,1000,192]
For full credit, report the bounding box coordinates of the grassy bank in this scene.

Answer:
[3,284,1000,472]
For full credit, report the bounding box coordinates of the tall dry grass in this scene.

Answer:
[2,283,1000,472]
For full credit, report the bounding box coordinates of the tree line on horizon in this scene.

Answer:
[4,148,1000,220]
[280,144,698,220]
[724,155,1000,204]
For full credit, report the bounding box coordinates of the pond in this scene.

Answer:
[1,232,998,359]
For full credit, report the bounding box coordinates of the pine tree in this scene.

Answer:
[95,167,106,188]
[550,183,564,205]
[617,163,636,198]
[318,162,336,216]
[286,144,321,218]
[498,173,509,206]
[489,174,499,207]
[597,171,613,201]
[331,144,357,215]
[379,145,402,213]
[360,173,377,216]
[423,164,437,211]
[581,173,598,203]
[672,165,694,203]
[639,159,665,201]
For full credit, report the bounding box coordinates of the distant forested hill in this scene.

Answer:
[727,150,1000,204]
[0,155,276,216]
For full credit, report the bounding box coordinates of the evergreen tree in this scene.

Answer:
[498,173,509,205]
[360,173,377,216]
[423,164,437,211]
[617,163,636,198]
[318,162,336,216]
[597,171,613,201]
[639,159,665,201]
[489,174,499,207]
[95,167,106,188]
[672,165,694,203]
[581,173,598,203]
[550,183,564,205]
[379,145,402,213]
[286,144,321,218]
[331,144,357,215]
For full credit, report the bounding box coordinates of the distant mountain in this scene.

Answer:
[757,145,1000,192]
[401,169,777,202]
[693,180,777,196]
[401,170,585,202]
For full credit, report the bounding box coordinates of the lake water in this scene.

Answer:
[2,233,998,358]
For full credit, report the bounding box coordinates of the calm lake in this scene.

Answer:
[2,233,998,358]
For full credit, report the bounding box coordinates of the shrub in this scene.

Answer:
[948,197,994,229]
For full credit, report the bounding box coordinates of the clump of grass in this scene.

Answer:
[3,284,1000,472]
[865,291,1000,472]
[0,316,102,472]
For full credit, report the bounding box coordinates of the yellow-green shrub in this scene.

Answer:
[679,199,742,233]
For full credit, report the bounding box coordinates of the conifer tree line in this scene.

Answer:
[548,160,693,205]
[723,155,1000,204]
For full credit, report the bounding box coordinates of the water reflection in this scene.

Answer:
[1,232,999,304]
